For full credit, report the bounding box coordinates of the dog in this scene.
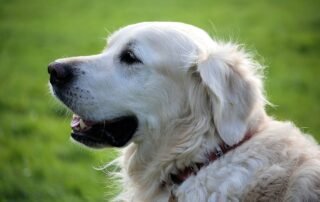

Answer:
[48,22,320,201]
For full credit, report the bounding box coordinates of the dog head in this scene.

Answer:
[48,22,266,148]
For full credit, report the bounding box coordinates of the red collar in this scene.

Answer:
[169,131,253,185]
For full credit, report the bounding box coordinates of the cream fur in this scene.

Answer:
[52,22,320,201]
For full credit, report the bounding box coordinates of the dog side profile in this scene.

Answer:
[48,22,320,201]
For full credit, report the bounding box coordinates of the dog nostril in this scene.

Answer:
[48,62,73,85]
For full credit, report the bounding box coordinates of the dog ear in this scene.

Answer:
[196,44,264,146]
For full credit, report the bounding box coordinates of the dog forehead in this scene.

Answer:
[107,22,208,49]
[105,22,216,71]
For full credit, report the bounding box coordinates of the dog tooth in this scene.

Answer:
[79,119,87,129]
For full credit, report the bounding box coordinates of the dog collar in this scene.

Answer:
[169,131,253,185]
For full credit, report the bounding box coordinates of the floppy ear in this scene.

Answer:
[196,44,264,146]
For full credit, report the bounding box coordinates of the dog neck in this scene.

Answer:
[166,130,254,186]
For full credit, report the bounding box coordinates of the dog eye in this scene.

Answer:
[120,50,142,65]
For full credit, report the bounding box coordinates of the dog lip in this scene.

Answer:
[70,115,138,148]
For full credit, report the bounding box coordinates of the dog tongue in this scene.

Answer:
[71,114,95,132]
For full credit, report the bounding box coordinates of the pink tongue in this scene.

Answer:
[71,115,81,128]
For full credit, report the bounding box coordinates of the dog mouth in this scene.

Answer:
[70,114,138,148]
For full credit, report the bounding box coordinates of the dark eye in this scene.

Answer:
[120,50,142,65]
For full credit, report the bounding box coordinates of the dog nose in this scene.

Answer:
[48,62,73,85]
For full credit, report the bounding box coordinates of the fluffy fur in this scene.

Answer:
[52,22,320,201]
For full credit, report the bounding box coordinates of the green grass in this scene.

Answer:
[0,0,319,201]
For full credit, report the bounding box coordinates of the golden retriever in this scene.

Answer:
[49,22,320,202]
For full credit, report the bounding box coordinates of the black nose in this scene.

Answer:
[48,62,73,85]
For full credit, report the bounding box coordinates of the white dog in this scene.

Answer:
[49,22,320,201]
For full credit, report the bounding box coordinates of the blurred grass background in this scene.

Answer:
[0,0,319,201]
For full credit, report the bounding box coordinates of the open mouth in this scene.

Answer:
[70,114,138,148]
